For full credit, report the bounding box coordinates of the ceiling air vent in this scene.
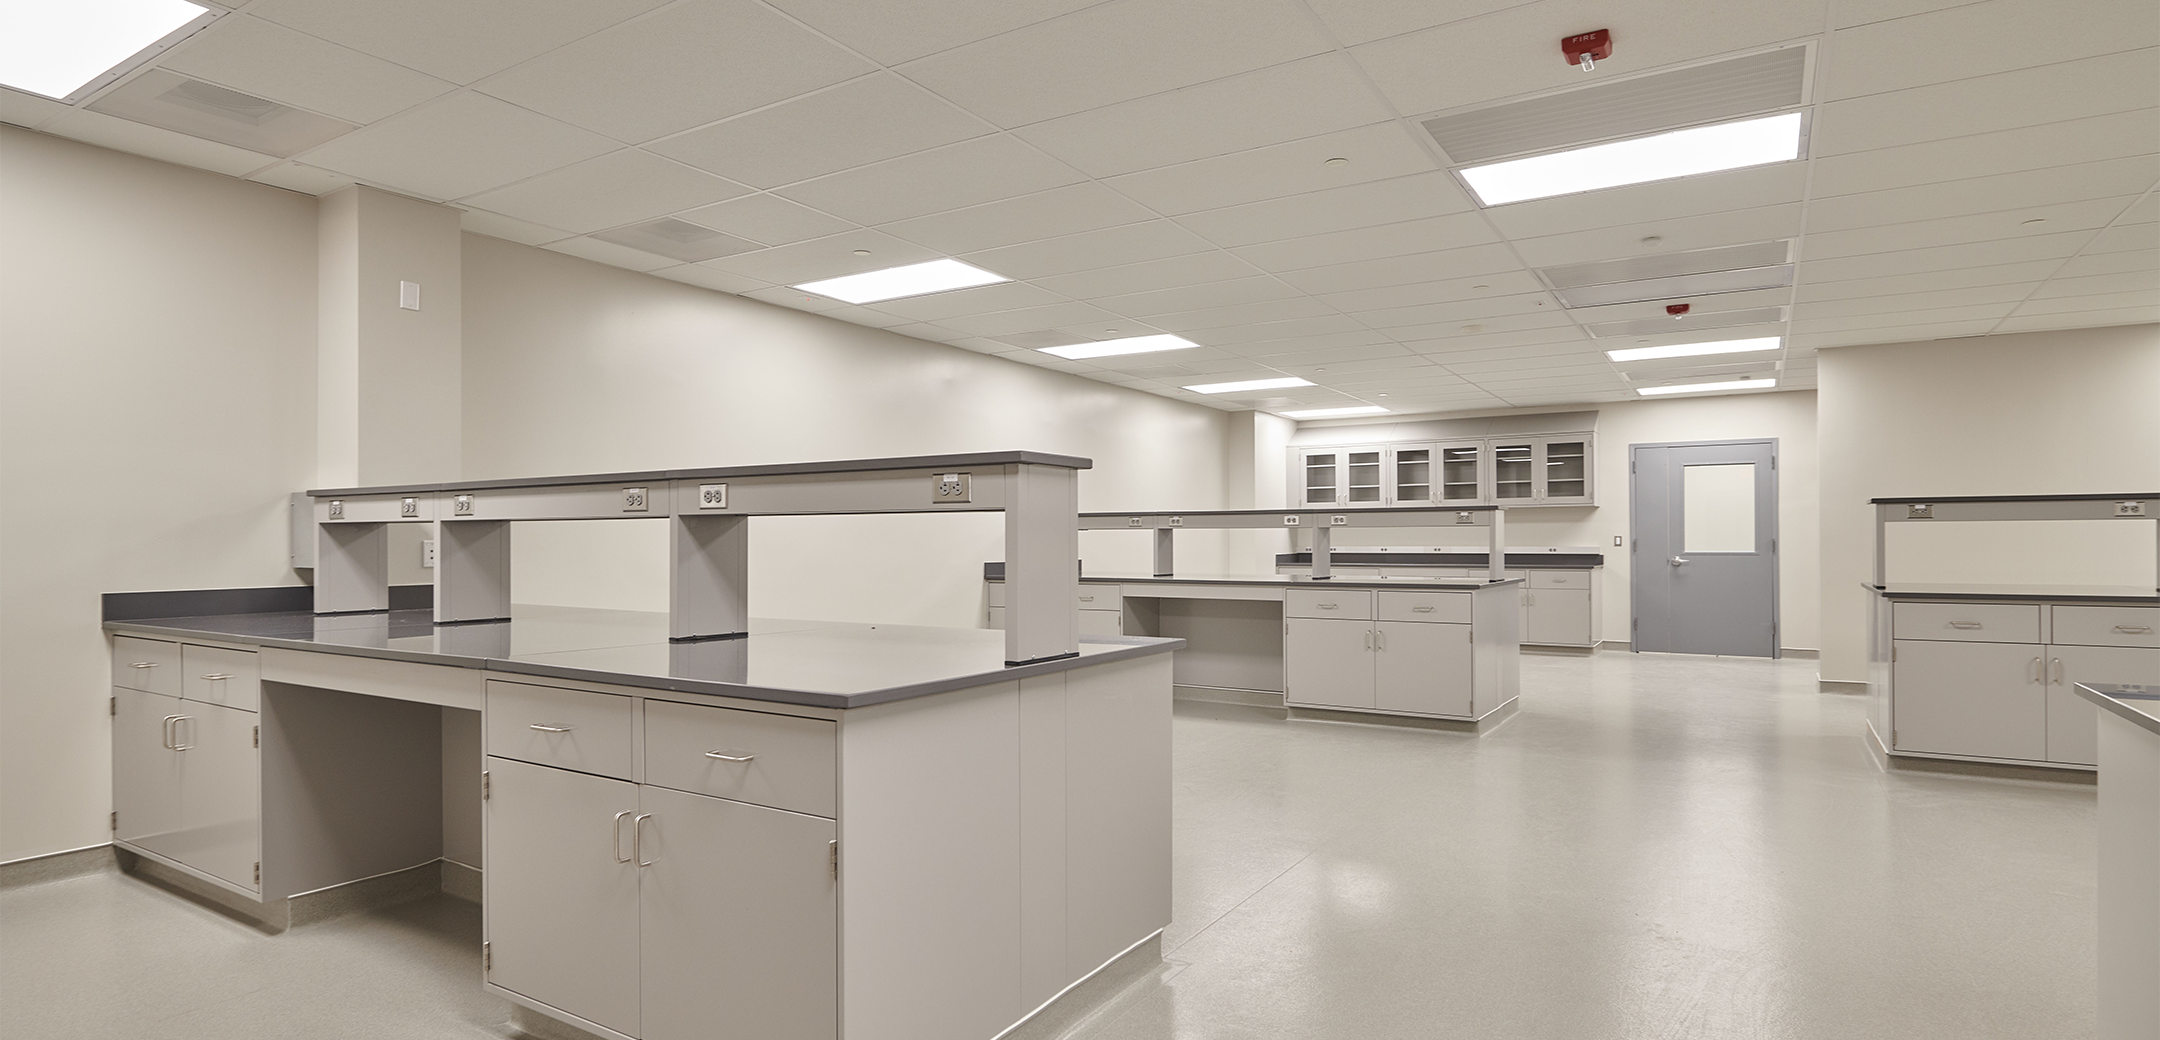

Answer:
[1539,240,1793,309]
[87,70,356,157]
[591,218,761,263]
[1422,46,1809,165]
[1584,307,1786,339]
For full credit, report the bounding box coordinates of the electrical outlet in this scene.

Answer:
[422,540,437,569]
[327,500,344,520]
[1454,511,1475,525]
[1168,516,1183,527]
[933,473,970,503]
[1283,515,1300,526]
[623,487,649,512]
[698,483,727,509]
[2116,500,2147,517]
[1907,504,1933,519]
[453,494,473,516]
[400,497,418,517]
[1330,515,1348,526]
[1128,517,1145,527]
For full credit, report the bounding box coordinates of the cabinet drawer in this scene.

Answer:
[486,681,634,780]
[1075,586,1117,609]
[1892,602,2040,644]
[182,645,259,712]
[2051,605,2160,649]
[643,700,835,818]
[986,582,1006,608]
[112,636,181,696]
[1529,569,1589,590]
[1286,589,1372,620]
[1375,591,1470,624]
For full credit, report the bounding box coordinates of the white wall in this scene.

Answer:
[0,128,318,862]
[461,233,1240,629]
[1817,326,2160,682]
[1293,391,1822,651]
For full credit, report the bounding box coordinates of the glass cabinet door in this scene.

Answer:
[1439,443,1482,503]
[1390,445,1432,505]
[1302,451,1341,505]
[1345,450,1383,504]
[1492,441,1535,501]
[1540,439,1590,502]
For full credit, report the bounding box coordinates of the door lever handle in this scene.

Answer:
[1669,557,1689,566]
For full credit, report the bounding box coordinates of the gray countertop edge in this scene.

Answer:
[1867,583,2160,604]
[308,451,1094,497]
[1079,505,1499,517]
[1272,553,1604,569]
[2073,683,2160,737]
[1870,493,2158,504]
[101,619,1182,710]
[1063,574,1522,590]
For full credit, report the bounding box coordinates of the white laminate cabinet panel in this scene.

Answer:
[1285,589,1373,620]
[638,786,837,1040]
[643,700,836,818]
[1524,589,1593,646]
[1075,587,1114,609]
[986,605,1005,630]
[1375,591,1471,624]
[1078,608,1123,637]
[1374,621,1473,717]
[112,637,182,696]
[1063,655,1174,982]
[486,682,635,780]
[260,648,484,710]
[1528,569,1589,590]
[2053,605,2160,649]
[171,700,261,892]
[1285,618,1375,708]
[1893,602,2042,644]
[114,688,185,859]
[2047,645,2160,766]
[183,644,260,712]
[484,757,641,1038]
[986,582,1006,608]
[1891,639,2047,761]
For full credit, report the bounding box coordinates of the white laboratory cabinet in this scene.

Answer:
[1293,432,1594,508]
[1282,588,1510,720]
[111,635,262,893]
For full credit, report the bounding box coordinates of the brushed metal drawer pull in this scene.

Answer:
[130,662,160,669]
[1946,622,1982,630]
[612,811,635,864]
[704,750,756,763]
[2028,657,2041,683]
[1318,603,1339,610]
[2116,625,2154,634]
[162,715,183,750]
[1078,595,1095,602]
[528,724,574,733]
[170,715,195,751]
[199,672,234,681]
[1412,605,1435,613]
[634,814,655,867]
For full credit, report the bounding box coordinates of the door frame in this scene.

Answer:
[1628,438,1780,658]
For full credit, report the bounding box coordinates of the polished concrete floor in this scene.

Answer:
[0,652,2097,1039]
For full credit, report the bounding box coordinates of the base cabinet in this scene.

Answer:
[1285,618,1376,709]
[113,676,261,893]
[1891,640,2047,761]
[1521,589,1591,647]
[1372,621,1473,717]
[1284,590,1493,719]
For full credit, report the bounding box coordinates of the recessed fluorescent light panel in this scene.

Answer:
[1184,377,1314,394]
[1038,334,1198,360]
[1282,406,1389,419]
[1606,337,1781,363]
[1636,378,1778,396]
[1459,112,1804,206]
[793,259,1007,304]
[0,0,218,102]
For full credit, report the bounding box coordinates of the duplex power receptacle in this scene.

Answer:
[933,473,970,504]
[623,487,649,512]
[698,484,727,509]
[2117,500,2147,517]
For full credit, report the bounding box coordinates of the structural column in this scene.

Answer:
[1005,463,1080,665]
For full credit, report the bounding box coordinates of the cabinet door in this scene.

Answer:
[1343,448,1384,506]
[1078,608,1122,637]
[114,688,185,859]
[1892,640,2046,761]
[486,757,641,1037]
[1537,437,1592,504]
[1437,441,1484,504]
[173,701,261,891]
[1374,622,1473,716]
[639,785,837,1040]
[2045,644,2160,766]
[1389,443,1434,505]
[1298,450,1343,506]
[1523,589,1593,646]
[1286,619,1375,709]
[1490,441,1536,502]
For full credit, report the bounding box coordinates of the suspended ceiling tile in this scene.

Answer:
[1353,292,1562,330]
[698,228,943,284]
[1173,314,1373,345]
[1093,275,1302,318]
[543,235,678,272]
[1800,197,2132,259]
[1349,0,1825,116]
[1302,0,1522,47]
[1790,283,2032,320]
[2050,248,2158,279]
[937,301,1129,337]
[160,15,457,125]
[675,194,856,248]
[2117,193,2159,224]
[774,134,1086,226]
[2009,290,2160,316]
[1271,356,1442,379]
[1483,163,1809,240]
[1411,337,1596,364]
[1229,212,1501,273]
[1316,272,1545,312]
[1506,204,1804,269]
[1789,304,2017,334]
[1835,0,2005,30]
[965,220,1218,279]
[1798,231,2094,282]
[1791,321,2003,348]
[247,162,357,197]
[1237,342,1419,368]
[1444,356,1612,377]
[896,0,1330,128]
[1811,48,2156,156]
[458,207,574,246]
[2084,221,2160,254]
[739,285,847,311]
[1806,159,2157,234]
[1013,53,1396,179]
[652,264,769,294]
[1559,285,1793,325]
[865,280,1073,322]
[1175,172,1475,252]
[1809,110,2159,198]
[1213,329,1401,356]
[247,0,672,84]
[1144,297,1340,333]
[1105,122,1437,216]
[645,73,990,189]
[1994,306,2160,332]
[460,149,749,233]
[1030,251,1261,300]
[476,0,874,143]
[298,92,616,200]
[1824,0,2155,101]
[38,109,279,178]
[879,182,1154,255]
[1273,242,1523,295]
[0,86,71,130]
[765,0,1102,66]
[2030,270,2160,299]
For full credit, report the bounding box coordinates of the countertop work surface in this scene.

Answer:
[1871,582,2160,604]
[2075,683,2160,737]
[104,604,1181,710]
[1274,551,1604,568]
[999,573,1523,590]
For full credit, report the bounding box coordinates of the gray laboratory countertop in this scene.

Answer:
[2075,683,2160,737]
[104,605,1181,710]
[1870,582,2160,604]
[988,571,1520,591]
[1273,551,1604,569]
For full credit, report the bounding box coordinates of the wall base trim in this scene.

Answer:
[1819,679,1868,694]
[1172,684,1283,709]
[1288,696,1519,734]
[998,931,1164,1040]
[0,843,117,889]
[119,853,466,934]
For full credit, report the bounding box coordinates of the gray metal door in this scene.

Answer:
[1631,439,1779,657]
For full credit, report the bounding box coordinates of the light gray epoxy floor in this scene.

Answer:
[0,652,2097,1039]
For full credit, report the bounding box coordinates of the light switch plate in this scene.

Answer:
[933,473,969,503]
[422,540,437,569]
[623,487,649,512]
[1614,535,1623,546]
[399,281,420,310]
[698,483,727,509]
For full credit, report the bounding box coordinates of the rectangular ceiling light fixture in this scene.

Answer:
[1459,112,1804,206]
[1184,377,1314,394]
[0,0,219,103]
[1605,337,1780,363]
[1281,406,1389,419]
[794,258,1007,304]
[1038,333,1198,360]
[1636,378,1778,396]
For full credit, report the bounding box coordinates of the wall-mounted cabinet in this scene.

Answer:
[1294,433,1594,508]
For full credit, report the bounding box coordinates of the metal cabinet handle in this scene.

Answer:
[199,673,234,681]
[528,724,574,733]
[2116,625,2154,634]
[1412,605,1434,613]
[2028,657,2042,683]
[1376,629,1386,651]
[162,715,183,750]
[1364,630,1373,651]
[612,811,634,864]
[170,716,195,751]
[1078,594,1095,602]
[634,814,655,867]
[1319,603,1339,610]
[1947,622,1982,630]
[2050,658,2064,685]
[703,750,755,762]
[130,662,159,669]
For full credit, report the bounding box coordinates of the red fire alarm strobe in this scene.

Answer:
[1563,29,1612,71]
[1666,303,1691,318]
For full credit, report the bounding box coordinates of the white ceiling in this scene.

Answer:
[4,0,2154,416]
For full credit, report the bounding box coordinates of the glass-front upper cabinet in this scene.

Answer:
[1390,444,1433,505]
[1301,449,1342,505]
[1437,441,1483,504]
[1345,449,1384,504]
[1292,434,1592,507]
[1491,441,1537,502]
[1539,437,1593,504]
